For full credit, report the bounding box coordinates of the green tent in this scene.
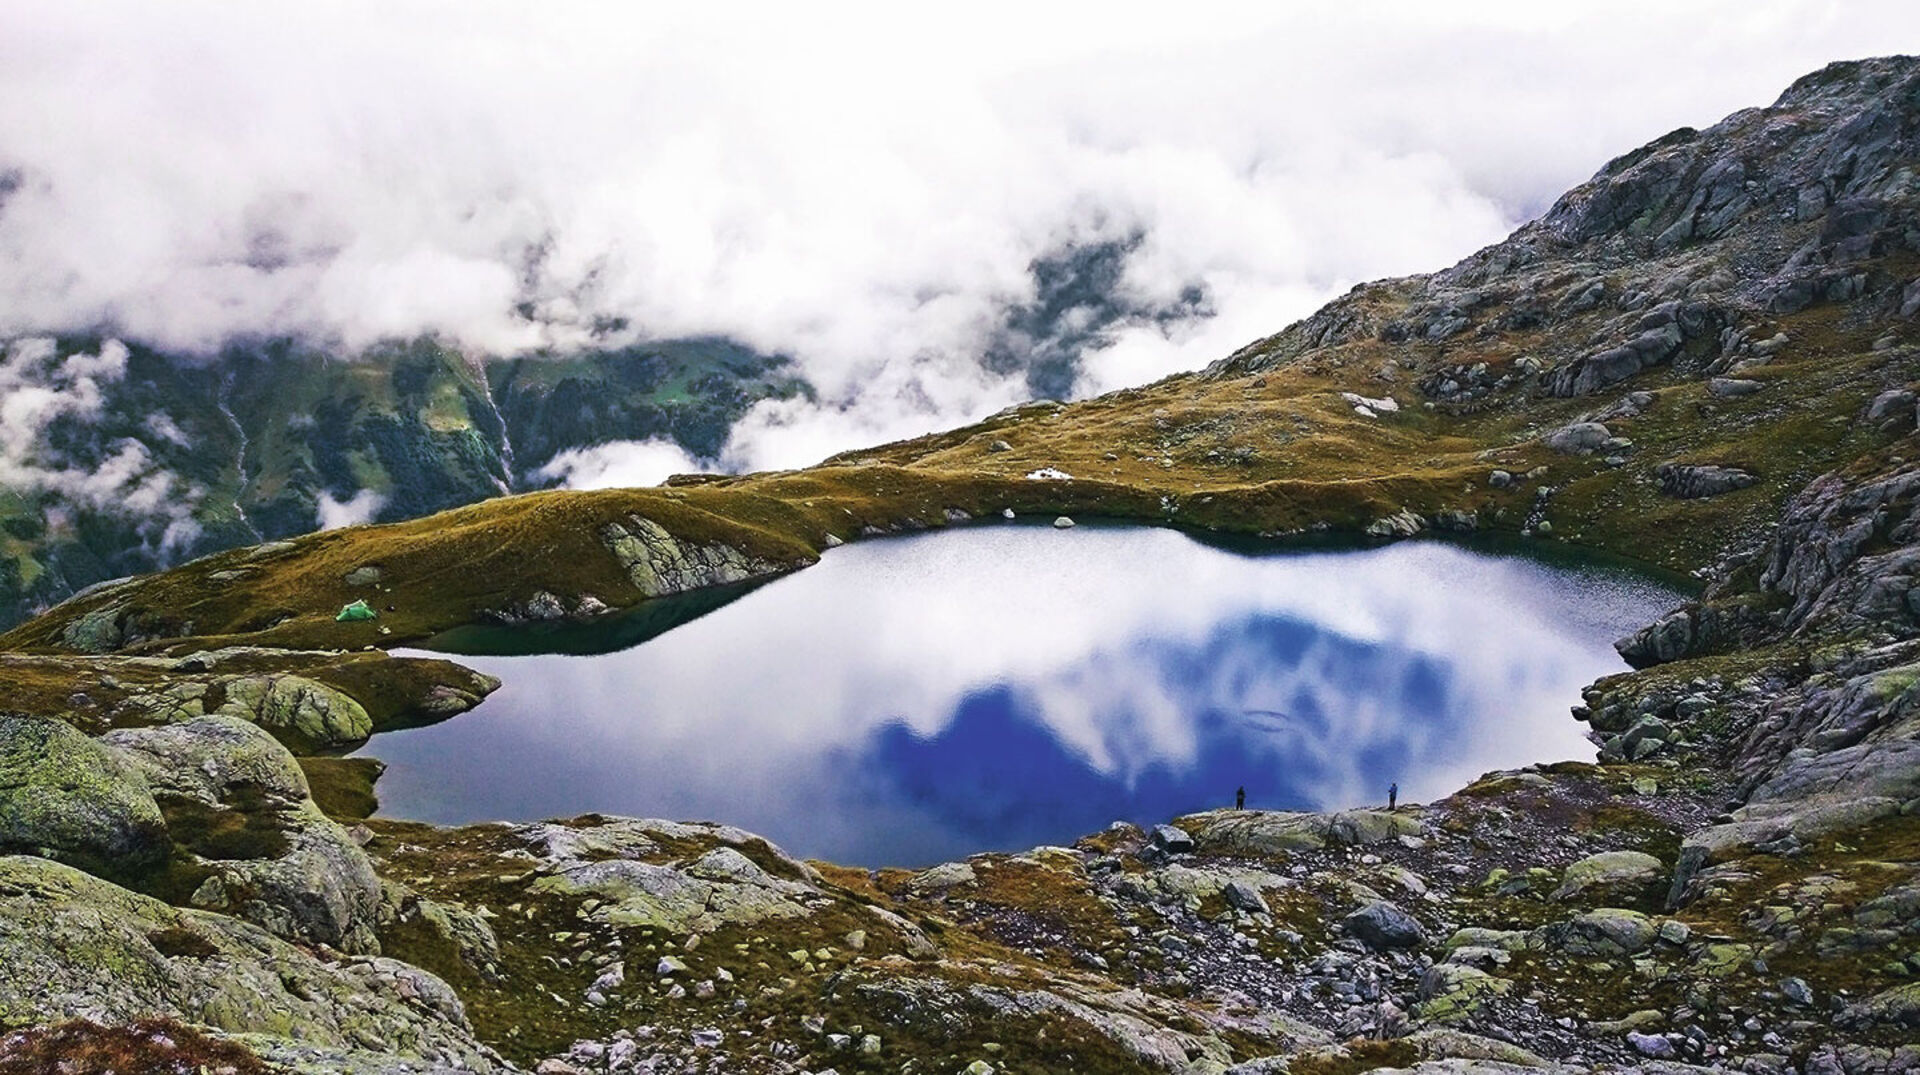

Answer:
[335,599,378,622]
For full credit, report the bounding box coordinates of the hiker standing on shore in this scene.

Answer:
[1388,782,1398,811]
[1235,786,1245,809]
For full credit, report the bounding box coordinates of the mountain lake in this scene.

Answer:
[359,522,1687,866]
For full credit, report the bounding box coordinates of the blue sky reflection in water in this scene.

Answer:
[365,525,1682,866]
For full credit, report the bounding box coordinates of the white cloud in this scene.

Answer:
[1,2,1914,473]
[315,488,388,530]
[0,336,204,554]
[536,439,705,490]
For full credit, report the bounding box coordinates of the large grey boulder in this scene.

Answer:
[0,714,168,881]
[1551,850,1665,904]
[1543,422,1612,454]
[1148,824,1195,853]
[105,716,382,953]
[1534,909,1655,957]
[213,674,373,751]
[523,817,821,935]
[0,854,498,1070]
[1344,900,1428,950]
[1658,463,1757,498]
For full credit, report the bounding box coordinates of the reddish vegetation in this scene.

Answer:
[0,1019,273,1075]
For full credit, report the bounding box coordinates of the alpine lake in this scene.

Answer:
[357,522,1687,867]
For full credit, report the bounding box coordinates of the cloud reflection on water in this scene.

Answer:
[368,525,1681,866]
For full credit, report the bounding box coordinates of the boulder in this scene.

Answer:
[1657,463,1757,498]
[1550,850,1665,904]
[910,861,978,891]
[1344,900,1427,950]
[0,715,168,882]
[1223,879,1271,914]
[213,674,374,751]
[1840,982,1920,1029]
[0,855,496,1069]
[1536,909,1655,957]
[1149,824,1195,854]
[105,716,382,953]
[1543,422,1612,454]
[1866,389,1917,422]
[1415,964,1511,1022]
[1707,377,1764,398]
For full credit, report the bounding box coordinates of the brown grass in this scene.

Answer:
[0,1018,274,1075]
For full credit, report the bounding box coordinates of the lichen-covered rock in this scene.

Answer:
[0,714,167,881]
[0,855,498,1070]
[1415,964,1511,1022]
[105,714,310,803]
[1658,463,1758,498]
[1535,908,1655,957]
[1182,808,1424,855]
[522,817,821,935]
[1840,982,1920,1029]
[1550,850,1664,904]
[105,716,382,953]
[600,514,804,598]
[214,674,374,751]
[379,880,503,981]
[908,860,978,891]
[1543,422,1611,454]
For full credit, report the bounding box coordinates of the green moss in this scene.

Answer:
[297,756,382,821]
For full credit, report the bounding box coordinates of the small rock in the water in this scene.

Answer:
[1053,516,1075,529]
[1001,508,1015,519]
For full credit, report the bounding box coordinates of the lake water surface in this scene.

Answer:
[362,524,1683,866]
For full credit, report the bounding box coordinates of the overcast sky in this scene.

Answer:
[3,1,1917,475]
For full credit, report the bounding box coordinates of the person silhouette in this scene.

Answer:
[1388,782,1399,811]
[1235,786,1245,810]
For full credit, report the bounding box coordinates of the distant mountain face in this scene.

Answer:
[0,335,805,626]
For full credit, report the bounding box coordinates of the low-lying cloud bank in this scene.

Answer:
[2,2,1916,477]
[0,338,203,554]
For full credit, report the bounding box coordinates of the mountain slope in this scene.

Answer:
[0,334,804,627]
